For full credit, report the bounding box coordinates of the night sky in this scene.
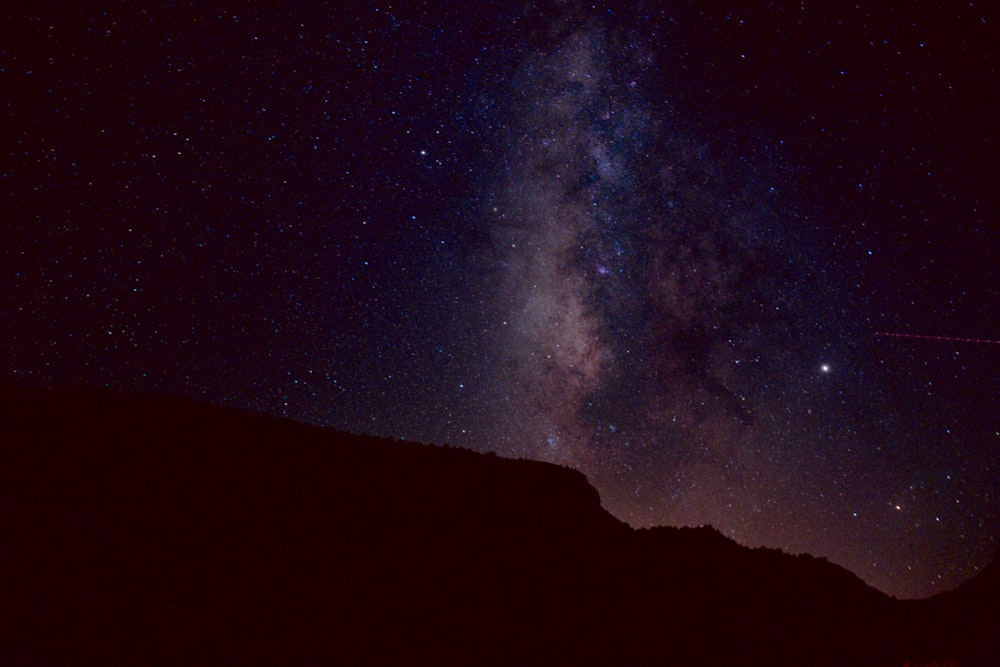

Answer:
[4,1,998,599]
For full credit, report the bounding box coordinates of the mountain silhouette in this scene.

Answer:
[4,384,996,665]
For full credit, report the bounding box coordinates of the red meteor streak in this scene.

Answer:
[874,331,1000,345]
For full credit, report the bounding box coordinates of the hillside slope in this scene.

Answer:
[3,385,995,665]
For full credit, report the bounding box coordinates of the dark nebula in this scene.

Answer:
[3,1,998,599]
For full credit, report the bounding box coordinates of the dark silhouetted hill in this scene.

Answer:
[3,385,996,665]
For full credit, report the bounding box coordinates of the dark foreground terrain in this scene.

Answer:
[3,385,997,665]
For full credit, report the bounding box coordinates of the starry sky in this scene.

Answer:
[4,1,998,599]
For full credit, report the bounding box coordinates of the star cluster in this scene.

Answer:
[3,1,997,599]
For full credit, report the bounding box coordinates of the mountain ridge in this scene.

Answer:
[3,384,996,665]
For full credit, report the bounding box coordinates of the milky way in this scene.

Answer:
[471,17,822,524]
